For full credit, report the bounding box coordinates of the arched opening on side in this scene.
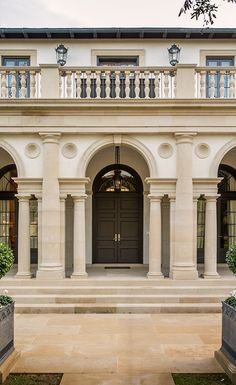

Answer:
[92,164,143,264]
[0,164,18,260]
[217,164,236,262]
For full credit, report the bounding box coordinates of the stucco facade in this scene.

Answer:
[0,27,236,280]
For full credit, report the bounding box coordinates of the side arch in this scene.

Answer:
[77,136,157,177]
[210,138,236,177]
[0,140,25,177]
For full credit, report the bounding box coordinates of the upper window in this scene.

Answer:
[206,56,234,98]
[2,56,30,98]
[97,56,139,67]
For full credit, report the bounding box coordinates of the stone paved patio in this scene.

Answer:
[11,313,224,385]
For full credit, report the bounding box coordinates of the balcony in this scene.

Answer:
[0,64,235,100]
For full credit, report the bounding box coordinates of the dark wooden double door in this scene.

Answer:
[93,193,143,263]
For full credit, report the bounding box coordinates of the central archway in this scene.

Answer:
[92,164,143,264]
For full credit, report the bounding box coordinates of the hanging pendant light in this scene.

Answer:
[113,146,123,192]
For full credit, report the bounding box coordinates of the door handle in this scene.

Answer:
[118,234,121,242]
[113,234,117,242]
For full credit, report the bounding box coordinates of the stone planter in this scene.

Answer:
[0,302,14,364]
[215,301,236,384]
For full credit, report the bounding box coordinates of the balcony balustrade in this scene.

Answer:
[0,65,235,100]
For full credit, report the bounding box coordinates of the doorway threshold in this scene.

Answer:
[104,266,131,269]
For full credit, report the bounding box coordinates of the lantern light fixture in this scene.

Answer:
[168,44,181,66]
[55,43,68,66]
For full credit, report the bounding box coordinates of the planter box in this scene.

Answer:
[220,301,236,365]
[215,301,236,385]
[0,303,14,364]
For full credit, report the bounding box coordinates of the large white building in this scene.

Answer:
[0,27,236,281]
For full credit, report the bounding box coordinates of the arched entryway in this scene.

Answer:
[92,164,143,264]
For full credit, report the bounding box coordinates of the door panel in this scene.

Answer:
[93,193,142,263]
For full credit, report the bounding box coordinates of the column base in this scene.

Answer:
[71,272,88,279]
[203,272,220,279]
[147,272,164,279]
[36,269,65,280]
[14,272,32,279]
[171,266,199,280]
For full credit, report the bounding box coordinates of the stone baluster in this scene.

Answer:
[20,71,26,98]
[86,71,91,99]
[30,71,36,98]
[96,71,101,98]
[66,71,72,98]
[147,195,164,279]
[144,71,149,99]
[219,71,225,98]
[209,71,215,98]
[105,71,110,98]
[154,71,159,98]
[135,71,140,98]
[229,71,235,98]
[15,195,32,278]
[10,71,16,98]
[125,71,130,99]
[164,71,169,98]
[71,195,88,278]
[76,71,82,98]
[200,71,206,98]
[204,196,220,279]
[1,71,6,98]
[115,71,120,98]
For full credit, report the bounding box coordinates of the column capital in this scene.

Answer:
[72,194,88,202]
[175,132,197,144]
[148,194,163,202]
[39,133,61,144]
[15,194,31,201]
[205,194,220,202]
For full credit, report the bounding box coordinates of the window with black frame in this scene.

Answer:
[2,57,30,98]
[206,56,234,98]
[96,56,139,98]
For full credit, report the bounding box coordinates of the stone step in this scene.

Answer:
[2,277,236,287]
[3,285,235,296]
[14,302,222,314]
[11,293,226,304]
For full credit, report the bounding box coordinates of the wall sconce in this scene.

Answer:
[55,43,68,66]
[168,44,181,66]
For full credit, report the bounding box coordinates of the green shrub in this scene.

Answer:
[0,295,13,307]
[226,243,236,275]
[0,242,14,279]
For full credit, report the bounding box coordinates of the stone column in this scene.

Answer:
[15,195,32,278]
[60,195,66,275]
[71,195,88,278]
[169,196,175,277]
[147,195,164,279]
[204,196,220,279]
[193,195,198,268]
[35,195,42,270]
[36,133,64,279]
[172,133,198,280]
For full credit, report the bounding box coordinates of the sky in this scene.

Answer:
[0,0,235,28]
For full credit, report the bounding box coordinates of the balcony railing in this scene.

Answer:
[0,64,235,100]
